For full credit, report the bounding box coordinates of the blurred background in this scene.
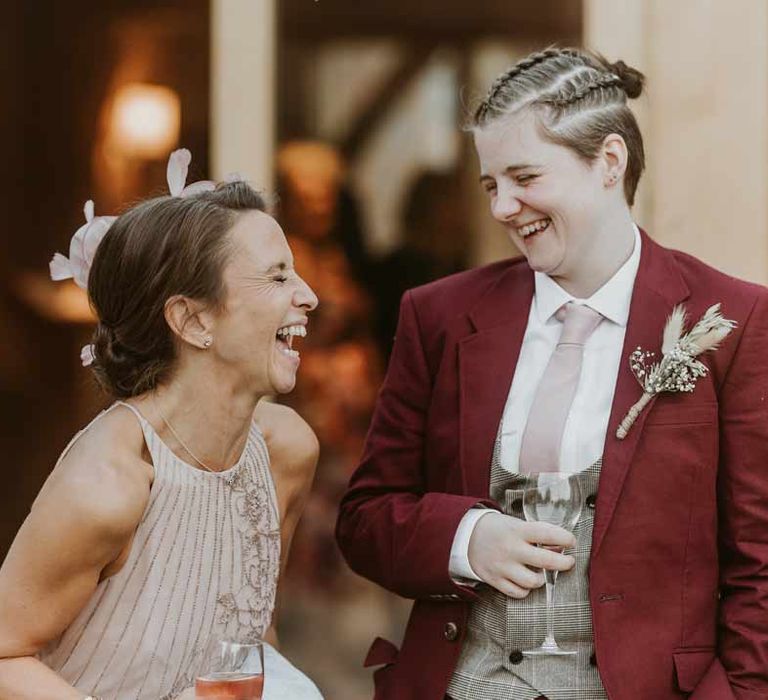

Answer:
[2,1,767,698]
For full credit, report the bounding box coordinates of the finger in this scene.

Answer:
[503,562,546,590]
[523,546,576,571]
[523,521,577,548]
[492,577,531,599]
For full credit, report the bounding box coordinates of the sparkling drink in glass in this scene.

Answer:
[521,472,583,656]
[195,640,264,700]
[195,672,264,699]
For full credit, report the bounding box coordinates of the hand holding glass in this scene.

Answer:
[195,640,265,700]
[522,473,583,656]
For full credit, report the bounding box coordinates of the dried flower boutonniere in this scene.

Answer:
[616,303,737,439]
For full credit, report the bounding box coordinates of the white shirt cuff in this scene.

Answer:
[449,508,495,583]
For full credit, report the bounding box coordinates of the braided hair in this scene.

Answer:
[478,48,583,119]
[471,47,646,206]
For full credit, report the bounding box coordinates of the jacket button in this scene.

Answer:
[589,652,597,666]
[444,622,459,641]
[509,649,524,664]
[586,494,597,510]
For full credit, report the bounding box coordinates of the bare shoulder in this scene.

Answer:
[36,405,153,542]
[0,406,153,657]
[253,401,319,483]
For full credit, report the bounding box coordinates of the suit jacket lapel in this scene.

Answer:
[592,230,690,557]
[459,263,533,497]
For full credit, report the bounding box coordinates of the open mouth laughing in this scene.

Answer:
[275,324,307,360]
[518,217,551,239]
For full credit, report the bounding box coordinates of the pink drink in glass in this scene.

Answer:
[195,672,264,700]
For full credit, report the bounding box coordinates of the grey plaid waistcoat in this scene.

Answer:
[447,432,608,700]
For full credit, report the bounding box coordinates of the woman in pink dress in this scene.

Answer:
[0,151,320,699]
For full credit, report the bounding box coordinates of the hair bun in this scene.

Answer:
[92,321,132,372]
[92,321,116,360]
[91,321,139,394]
[610,59,645,99]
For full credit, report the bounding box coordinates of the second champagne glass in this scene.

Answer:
[521,472,583,656]
[195,639,265,700]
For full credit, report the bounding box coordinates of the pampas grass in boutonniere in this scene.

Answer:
[616,303,737,439]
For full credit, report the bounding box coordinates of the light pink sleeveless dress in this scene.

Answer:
[39,402,281,699]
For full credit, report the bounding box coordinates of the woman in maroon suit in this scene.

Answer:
[336,48,768,700]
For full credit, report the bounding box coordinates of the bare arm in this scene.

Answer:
[256,401,319,650]
[0,421,150,700]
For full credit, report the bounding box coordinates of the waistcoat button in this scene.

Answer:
[586,494,597,510]
[509,649,524,664]
[444,622,459,641]
[589,652,597,666]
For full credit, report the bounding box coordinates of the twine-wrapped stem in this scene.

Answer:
[615,303,736,440]
[616,391,653,440]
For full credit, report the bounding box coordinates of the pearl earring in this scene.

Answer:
[203,337,213,348]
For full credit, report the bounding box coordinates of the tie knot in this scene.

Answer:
[555,302,603,346]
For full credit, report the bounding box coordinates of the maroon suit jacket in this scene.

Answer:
[336,231,768,700]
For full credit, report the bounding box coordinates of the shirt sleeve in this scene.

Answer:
[449,508,497,582]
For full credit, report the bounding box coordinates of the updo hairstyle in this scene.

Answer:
[87,181,267,398]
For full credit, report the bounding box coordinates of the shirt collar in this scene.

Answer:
[533,223,642,327]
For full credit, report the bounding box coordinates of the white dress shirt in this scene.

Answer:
[449,224,642,581]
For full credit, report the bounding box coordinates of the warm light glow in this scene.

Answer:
[111,83,180,158]
[14,273,95,323]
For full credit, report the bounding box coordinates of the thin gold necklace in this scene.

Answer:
[152,396,216,473]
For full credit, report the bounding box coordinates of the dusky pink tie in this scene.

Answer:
[519,302,604,474]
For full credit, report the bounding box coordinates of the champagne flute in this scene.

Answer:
[521,472,583,656]
[195,639,265,700]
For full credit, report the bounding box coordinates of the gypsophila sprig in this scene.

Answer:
[616,303,736,439]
